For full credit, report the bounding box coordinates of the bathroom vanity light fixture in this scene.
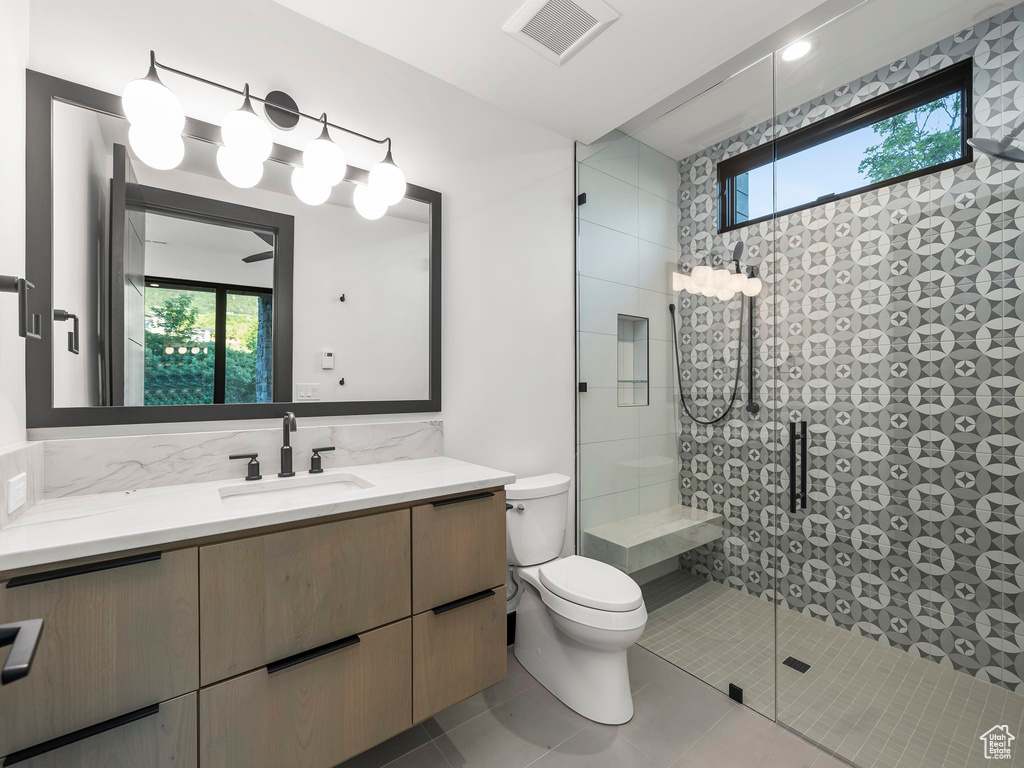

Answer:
[121,51,407,217]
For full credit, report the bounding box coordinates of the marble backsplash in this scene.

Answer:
[0,442,44,526]
[43,420,444,498]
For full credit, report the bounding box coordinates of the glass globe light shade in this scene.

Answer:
[700,283,717,298]
[711,268,731,289]
[742,276,763,296]
[691,265,711,287]
[121,68,185,133]
[686,281,702,295]
[354,184,388,220]
[128,125,184,170]
[221,94,272,163]
[216,146,263,188]
[291,167,332,206]
[672,272,689,292]
[716,286,736,301]
[303,124,347,187]
[728,272,748,292]
[368,150,407,205]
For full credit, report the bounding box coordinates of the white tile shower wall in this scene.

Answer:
[675,6,1024,690]
[0,442,43,527]
[578,136,683,550]
[43,420,443,497]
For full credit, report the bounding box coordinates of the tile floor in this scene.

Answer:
[639,570,1024,768]
[339,644,844,768]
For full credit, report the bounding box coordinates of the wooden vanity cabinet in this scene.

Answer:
[0,549,199,759]
[413,586,507,722]
[0,487,508,768]
[199,620,411,768]
[199,508,411,685]
[411,490,507,614]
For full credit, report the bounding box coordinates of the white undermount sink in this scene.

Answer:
[219,471,375,506]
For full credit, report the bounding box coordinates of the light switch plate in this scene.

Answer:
[7,473,27,514]
[295,384,321,401]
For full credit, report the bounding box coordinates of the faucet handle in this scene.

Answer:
[230,453,262,481]
[309,446,335,474]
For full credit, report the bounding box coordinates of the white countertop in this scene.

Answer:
[0,457,515,573]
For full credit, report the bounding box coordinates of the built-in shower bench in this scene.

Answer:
[583,505,723,574]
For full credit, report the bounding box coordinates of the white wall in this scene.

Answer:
[51,104,107,408]
[0,0,29,448]
[27,0,576,527]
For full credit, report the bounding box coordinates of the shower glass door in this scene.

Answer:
[576,52,781,720]
[772,2,1024,766]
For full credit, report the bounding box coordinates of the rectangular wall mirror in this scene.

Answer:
[27,72,441,428]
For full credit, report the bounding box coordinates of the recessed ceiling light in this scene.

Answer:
[781,40,812,61]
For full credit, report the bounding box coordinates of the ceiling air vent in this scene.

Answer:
[504,0,619,66]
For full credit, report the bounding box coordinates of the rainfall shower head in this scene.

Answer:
[968,120,1024,163]
[968,137,1024,163]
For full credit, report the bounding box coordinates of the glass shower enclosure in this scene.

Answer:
[576,2,1024,765]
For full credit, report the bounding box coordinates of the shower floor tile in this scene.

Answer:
[638,570,1024,768]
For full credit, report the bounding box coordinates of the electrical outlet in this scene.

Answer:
[7,473,27,514]
[295,384,321,401]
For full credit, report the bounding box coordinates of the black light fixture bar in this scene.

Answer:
[149,51,392,152]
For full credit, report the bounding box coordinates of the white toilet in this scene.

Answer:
[507,473,647,725]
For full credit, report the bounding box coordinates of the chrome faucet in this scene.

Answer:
[279,411,298,477]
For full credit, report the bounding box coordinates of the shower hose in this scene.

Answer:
[669,297,745,425]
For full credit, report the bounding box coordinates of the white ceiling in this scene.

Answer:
[270,0,832,144]
[632,0,1014,160]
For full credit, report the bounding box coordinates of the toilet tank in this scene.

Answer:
[505,473,572,567]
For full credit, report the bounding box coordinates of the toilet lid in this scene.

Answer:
[539,556,643,612]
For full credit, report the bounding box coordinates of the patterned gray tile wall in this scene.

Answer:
[675,6,1024,691]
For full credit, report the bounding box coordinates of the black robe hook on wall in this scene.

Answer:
[0,275,42,340]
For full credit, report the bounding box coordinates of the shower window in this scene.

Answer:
[717,58,972,232]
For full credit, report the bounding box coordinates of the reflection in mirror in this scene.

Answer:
[50,99,431,410]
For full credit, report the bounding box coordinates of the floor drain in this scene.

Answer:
[783,656,811,673]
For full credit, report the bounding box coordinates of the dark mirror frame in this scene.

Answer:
[25,70,442,429]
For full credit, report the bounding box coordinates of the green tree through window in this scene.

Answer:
[858,93,962,183]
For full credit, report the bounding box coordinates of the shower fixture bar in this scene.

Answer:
[150,52,393,152]
[669,243,759,423]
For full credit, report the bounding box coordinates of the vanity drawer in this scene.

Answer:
[1,693,196,768]
[199,619,412,768]
[199,508,411,685]
[0,549,199,758]
[412,490,506,613]
[412,586,507,723]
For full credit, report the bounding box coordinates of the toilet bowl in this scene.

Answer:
[507,474,647,725]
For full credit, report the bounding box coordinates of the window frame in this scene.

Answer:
[143,276,274,405]
[717,58,974,233]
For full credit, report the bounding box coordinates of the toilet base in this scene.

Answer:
[513,584,638,725]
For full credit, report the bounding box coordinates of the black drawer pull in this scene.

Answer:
[3,703,159,765]
[431,492,495,507]
[433,589,495,615]
[6,552,161,589]
[266,634,360,675]
[0,619,43,685]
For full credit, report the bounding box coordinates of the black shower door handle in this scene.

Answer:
[800,420,808,509]
[789,420,808,512]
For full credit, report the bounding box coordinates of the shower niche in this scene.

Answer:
[616,315,648,407]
